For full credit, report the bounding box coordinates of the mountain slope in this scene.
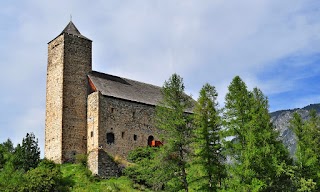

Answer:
[270,103,320,156]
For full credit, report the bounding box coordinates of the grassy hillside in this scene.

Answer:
[60,164,148,192]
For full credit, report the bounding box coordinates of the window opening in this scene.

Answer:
[91,131,93,137]
[121,132,125,139]
[134,134,137,141]
[107,132,115,144]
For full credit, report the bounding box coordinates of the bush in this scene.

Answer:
[127,147,159,163]
[75,154,87,166]
[22,159,70,192]
[124,147,167,190]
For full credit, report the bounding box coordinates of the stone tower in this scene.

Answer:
[45,21,92,163]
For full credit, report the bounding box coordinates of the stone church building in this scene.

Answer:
[45,21,164,177]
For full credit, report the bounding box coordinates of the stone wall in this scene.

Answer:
[88,148,121,178]
[45,35,64,163]
[98,96,162,158]
[45,33,92,163]
[87,92,100,153]
[98,149,121,178]
[86,92,163,177]
[87,149,99,175]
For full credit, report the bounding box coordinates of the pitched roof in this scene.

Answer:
[60,21,91,41]
[88,71,163,106]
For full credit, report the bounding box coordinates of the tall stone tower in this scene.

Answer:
[45,21,92,163]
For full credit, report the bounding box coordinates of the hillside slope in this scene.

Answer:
[60,164,144,192]
[270,103,320,156]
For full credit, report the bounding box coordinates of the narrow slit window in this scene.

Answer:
[134,134,137,141]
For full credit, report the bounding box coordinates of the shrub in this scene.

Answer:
[22,159,70,192]
[75,154,87,166]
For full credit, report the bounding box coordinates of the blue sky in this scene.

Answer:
[1,0,320,155]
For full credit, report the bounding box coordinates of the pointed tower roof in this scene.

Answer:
[59,21,91,41]
[62,21,81,35]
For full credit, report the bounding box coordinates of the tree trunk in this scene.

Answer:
[179,145,188,192]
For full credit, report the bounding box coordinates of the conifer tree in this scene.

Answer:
[13,133,40,172]
[0,139,14,169]
[193,83,225,192]
[155,73,193,192]
[223,76,251,160]
[223,76,257,190]
[290,110,320,191]
[249,88,293,191]
[223,76,292,191]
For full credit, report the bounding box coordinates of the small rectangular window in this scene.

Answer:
[121,132,125,138]
[134,134,137,141]
[91,131,93,137]
[107,132,115,144]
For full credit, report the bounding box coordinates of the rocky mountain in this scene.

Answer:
[270,103,320,157]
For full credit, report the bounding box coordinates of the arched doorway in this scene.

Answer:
[147,135,154,146]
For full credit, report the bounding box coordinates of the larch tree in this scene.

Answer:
[248,88,293,191]
[155,73,193,192]
[222,76,256,191]
[223,76,292,191]
[290,110,320,191]
[193,83,225,192]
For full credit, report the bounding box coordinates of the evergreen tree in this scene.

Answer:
[155,73,193,192]
[0,139,25,191]
[249,88,293,191]
[124,147,164,190]
[193,83,225,192]
[0,139,14,169]
[2,139,14,153]
[14,133,40,172]
[223,76,260,190]
[223,76,251,156]
[290,110,320,191]
[223,76,292,191]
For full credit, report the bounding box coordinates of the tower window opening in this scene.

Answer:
[134,134,137,141]
[121,132,125,138]
[91,131,93,137]
[107,132,115,144]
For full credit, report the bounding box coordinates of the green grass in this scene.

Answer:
[60,163,148,192]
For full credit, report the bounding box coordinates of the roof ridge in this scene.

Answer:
[90,70,162,89]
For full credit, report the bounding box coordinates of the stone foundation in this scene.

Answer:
[88,148,121,178]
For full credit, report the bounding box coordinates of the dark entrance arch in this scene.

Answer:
[148,135,154,146]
